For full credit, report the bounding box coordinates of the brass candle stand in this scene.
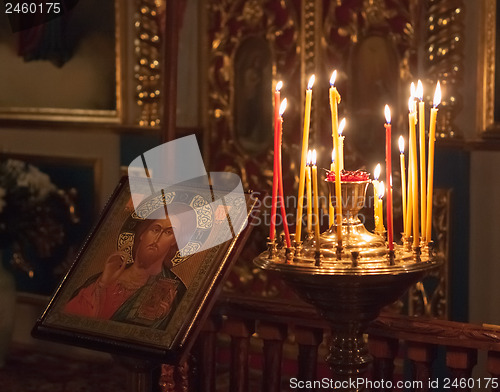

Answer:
[255,180,439,391]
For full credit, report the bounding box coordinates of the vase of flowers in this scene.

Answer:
[0,158,72,365]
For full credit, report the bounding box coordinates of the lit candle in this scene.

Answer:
[376,181,386,233]
[329,70,343,245]
[270,81,282,241]
[416,80,427,242]
[296,75,315,242]
[426,82,441,242]
[373,163,381,231]
[411,82,417,113]
[329,149,335,227]
[384,105,394,250]
[306,150,313,234]
[277,98,292,248]
[405,97,414,240]
[329,70,340,150]
[311,150,321,252]
[409,94,420,248]
[399,136,407,238]
[338,118,346,171]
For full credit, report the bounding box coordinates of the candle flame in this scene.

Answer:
[416,80,424,100]
[384,105,391,124]
[307,150,312,165]
[307,75,315,89]
[399,136,405,154]
[433,81,441,107]
[279,98,287,116]
[276,81,283,92]
[408,96,415,113]
[330,70,337,86]
[312,149,317,166]
[378,181,385,199]
[374,164,381,180]
[338,118,346,136]
[410,82,416,99]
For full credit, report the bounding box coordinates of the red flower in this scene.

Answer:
[326,169,370,182]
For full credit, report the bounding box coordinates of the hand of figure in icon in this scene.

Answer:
[99,251,128,287]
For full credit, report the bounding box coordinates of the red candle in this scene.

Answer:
[278,98,292,248]
[270,81,282,240]
[384,105,394,250]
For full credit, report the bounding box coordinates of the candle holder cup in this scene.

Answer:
[321,180,387,260]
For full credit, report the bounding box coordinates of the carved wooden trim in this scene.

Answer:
[215,293,500,351]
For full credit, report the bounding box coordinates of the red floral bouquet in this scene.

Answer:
[325,169,370,182]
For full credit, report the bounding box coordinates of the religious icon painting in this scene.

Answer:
[33,177,259,363]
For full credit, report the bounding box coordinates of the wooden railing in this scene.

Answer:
[187,293,500,392]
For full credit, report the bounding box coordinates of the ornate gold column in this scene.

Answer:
[425,0,465,138]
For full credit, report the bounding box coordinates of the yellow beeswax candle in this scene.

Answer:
[373,163,381,231]
[338,118,346,171]
[329,150,335,227]
[306,150,313,233]
[426,82,441,242]
[295,75,315,242]
[311,150,321,252]
[416,80,427,242]
[376,181,385,233]
[329,71,342,245]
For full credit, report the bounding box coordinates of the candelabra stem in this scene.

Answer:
[294,240,303,257]
[267,239,277,258]
[414,246,421,262]
[326,322,371,392]
[388,249,395,266]
[314,251,321,266]
[336,245,343,260]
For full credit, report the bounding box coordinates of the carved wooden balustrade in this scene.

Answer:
[189,293,500,392]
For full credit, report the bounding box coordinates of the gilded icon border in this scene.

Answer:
[33,177,258,363]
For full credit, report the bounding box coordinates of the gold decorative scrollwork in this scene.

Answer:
[134,0,162,127]
[206,0,300,191]
[425,0,465,138]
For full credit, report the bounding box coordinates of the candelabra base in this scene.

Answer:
[258,179,439,390]
[255,250,439,391]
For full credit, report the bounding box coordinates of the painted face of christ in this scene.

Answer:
[135,218,178,269]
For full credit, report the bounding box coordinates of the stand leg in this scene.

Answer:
[326,325,372,392]
[113,356,158,392]
[128,367,154,392]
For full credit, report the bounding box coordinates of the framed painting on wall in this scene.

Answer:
[0,0,123,123]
